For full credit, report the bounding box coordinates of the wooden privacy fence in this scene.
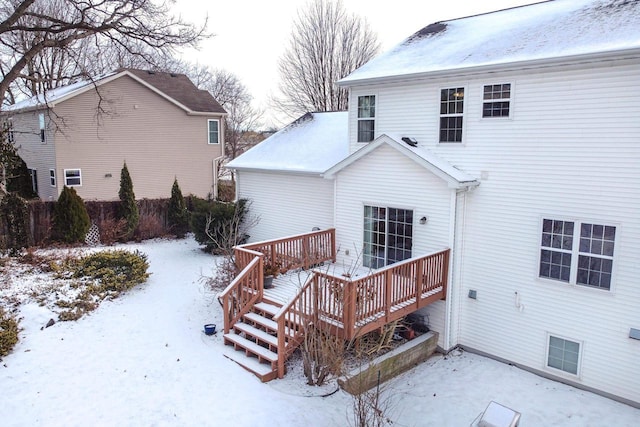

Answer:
[0,199,171,247]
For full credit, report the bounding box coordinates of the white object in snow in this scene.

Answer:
[475,401,521,427]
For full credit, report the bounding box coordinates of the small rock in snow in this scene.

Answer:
[45,319,55,328]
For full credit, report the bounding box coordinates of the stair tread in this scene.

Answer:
[244,312,277,330]
[234,322,278,347]
[224,333,278,362]
[254,302,280,316]
[223,351,275,377]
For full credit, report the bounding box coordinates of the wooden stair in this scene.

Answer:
[223,302,288,382]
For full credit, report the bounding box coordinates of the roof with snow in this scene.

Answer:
[3,69,226,114]
[226,112,349,174]
[340,0,640,85]
[323,134,478,189]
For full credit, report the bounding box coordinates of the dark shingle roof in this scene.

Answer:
[124,68,226,114]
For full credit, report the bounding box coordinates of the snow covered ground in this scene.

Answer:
[1,237,638,426]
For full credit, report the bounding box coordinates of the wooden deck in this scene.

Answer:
[219,228,450,381]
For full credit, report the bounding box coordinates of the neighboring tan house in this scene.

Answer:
[225,0,640,408]
[1,68,226,201]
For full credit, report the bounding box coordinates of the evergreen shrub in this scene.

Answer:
[52,186,90,243]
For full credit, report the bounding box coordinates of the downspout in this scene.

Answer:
[213,156,223,199]
[444,187,467,351]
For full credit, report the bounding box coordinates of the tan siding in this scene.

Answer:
[11,110,57,200]
[348,60,640,403]
[51,75,224,200]
[237,171,334,243]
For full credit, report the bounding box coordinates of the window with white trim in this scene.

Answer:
[28,168,38,194]
[357,95,375,142]
[208,119,219,144]
[64,169,82,186]
[3,119,14,143]
[363,205,413,269]
[49,169,56,187]
[547,335,580,375]
[482,83,511,117]
[39,113,46,143]
[439,87,464,142]
[539,218,616,290]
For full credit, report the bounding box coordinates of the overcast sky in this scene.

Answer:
[174,0,539,128]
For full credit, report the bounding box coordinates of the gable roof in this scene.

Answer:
[226,112,349,174]
[123,69,226,113]
[3,69,226,115]
[340,0,640,85]
[323,134,479,189]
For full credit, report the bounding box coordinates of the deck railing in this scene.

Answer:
[224,229,336,342]
[278,248,450,343]
[235,228,336,274]
[220,252,263,334]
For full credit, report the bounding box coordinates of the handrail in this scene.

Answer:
[307,248,450,339]
[220,256,263,334]
[237,228,336,274]
[273,274,315,379]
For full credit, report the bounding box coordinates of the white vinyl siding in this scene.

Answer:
[235,171,334,243]
[334,143,453,347]
[346,61,640,404]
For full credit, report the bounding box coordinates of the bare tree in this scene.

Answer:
[0,0,208,108]
[273,0,380,118]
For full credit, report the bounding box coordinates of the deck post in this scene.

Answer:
[330,229,337,262]
[441,249,450,300]
[385,269,392,323]
[344,280,355,340]
[416,258,424,310]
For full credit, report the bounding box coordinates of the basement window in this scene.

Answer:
[547,335,581,375]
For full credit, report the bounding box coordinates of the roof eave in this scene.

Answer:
[338,47,640,87]
[225,165,325,177]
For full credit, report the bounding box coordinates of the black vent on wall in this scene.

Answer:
[402,137,418,147]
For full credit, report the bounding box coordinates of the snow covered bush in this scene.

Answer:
[56,249,150,321]
[0,307,19,357]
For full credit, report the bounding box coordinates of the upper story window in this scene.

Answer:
[357,95,375,142]
[208,119,220,144]
[39,113,46,143]
[482,83,511,117]
[3,119,14,143]
[28,168,38,194]
[539,218,616,290]
[64,169,82,187]
[440,88,464,143]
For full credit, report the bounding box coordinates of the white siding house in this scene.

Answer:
[227,112,348,242]
[227,0,640,407]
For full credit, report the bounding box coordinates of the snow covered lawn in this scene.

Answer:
[1,237,638,426]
